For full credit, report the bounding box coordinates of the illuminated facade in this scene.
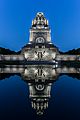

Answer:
[21,12,59,62]
[0,12,80,63]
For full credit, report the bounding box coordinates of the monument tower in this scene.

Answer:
[21,12,59,62]
[29,12,51,43]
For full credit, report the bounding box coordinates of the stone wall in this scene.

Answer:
[0,54,80,62]
[56,55,80,61]
[0,55,24,61]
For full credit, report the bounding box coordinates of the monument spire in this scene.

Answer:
[29,12,51,43]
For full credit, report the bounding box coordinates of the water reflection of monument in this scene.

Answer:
[29,80,52,115]
[22,65,59,81]
[0,65,80,115]
[22,65,59,115]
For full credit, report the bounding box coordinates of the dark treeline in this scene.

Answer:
[0,47,21,55]
[60,48,80,55]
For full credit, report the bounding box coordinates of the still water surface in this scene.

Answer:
[0,65,80,120]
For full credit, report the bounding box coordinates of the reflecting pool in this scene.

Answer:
[0,64,80,120]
